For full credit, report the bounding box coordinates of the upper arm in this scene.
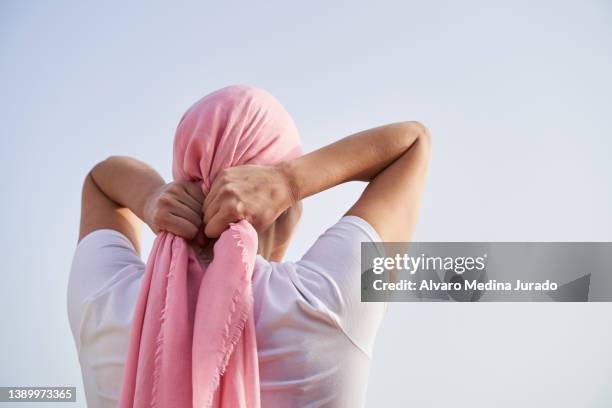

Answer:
[346,122,431,242]
[79,171,143,254]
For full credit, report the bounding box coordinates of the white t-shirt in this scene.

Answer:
[67,216,385,408]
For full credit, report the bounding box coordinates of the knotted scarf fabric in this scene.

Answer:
[119,85,302,408]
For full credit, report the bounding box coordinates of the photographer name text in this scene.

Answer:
[372,279,558,292]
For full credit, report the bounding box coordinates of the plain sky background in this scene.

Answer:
[1,1,611,407]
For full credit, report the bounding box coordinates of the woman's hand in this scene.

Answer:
[203,164,296,238]
[143,181,205,239]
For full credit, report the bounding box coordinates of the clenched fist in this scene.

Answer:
[203,164,296,238]
[143,180,204,239]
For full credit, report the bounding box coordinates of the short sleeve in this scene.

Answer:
[295,215,386,357]
[67,229,146,406]
[67,229,145,349]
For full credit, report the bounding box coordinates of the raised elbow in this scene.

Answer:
[408,120,431,140]
[402,121,432,154]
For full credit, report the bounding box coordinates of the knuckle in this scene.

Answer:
[221,184,238,197]
[158,194,172,205]
[166,183,179,194]
[227,203,242,218]
[234,200,245,213]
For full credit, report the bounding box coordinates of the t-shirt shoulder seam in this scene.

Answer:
[77,228,136,252]
[339,215,382,242]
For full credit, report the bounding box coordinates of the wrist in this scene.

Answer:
[276,160,300,207]
[140,183,164,227]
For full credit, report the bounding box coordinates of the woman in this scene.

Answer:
[67,85,431,407]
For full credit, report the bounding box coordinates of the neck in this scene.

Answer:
[257,228,286,262]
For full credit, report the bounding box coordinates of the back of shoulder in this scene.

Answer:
[300,215,381,269]
[67,229,145,349]
[294,216,386,356]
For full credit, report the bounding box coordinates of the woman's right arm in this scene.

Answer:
[203,121,431,241]
[287,121,431,241]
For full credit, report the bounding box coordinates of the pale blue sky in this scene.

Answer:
[1,1,611,406]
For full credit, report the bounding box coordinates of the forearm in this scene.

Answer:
[282,121,427,201]
[200,121,429,238]
[90,156,165,222]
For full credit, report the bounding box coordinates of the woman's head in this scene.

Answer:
[172,85,303,259]
[172,85,302,186]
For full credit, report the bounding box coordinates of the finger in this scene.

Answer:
[204,171,230,214]
[203,179,223,215]
[169,198,202,228]
[204,182,237,225]
[162,213,199,239]
[175,188,203,218]
[204,206,238,238]
[182,182,205,206]
[203,191,223,225]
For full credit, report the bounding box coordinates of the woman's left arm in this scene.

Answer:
[79,156,204,254]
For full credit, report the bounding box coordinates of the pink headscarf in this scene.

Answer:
[119,85,302,408]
